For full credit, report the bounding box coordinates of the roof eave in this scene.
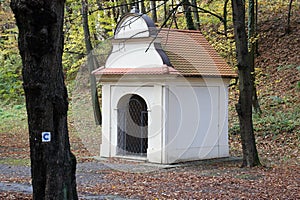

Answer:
[181,74,238,78]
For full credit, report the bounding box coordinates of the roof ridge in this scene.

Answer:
[160,28,202,34]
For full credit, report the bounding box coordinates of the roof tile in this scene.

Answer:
[158,28,237,78]
[94,28,237,78]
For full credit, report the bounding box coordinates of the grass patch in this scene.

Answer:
[0,103,28,134]
[253,110,300,136]
[252,94,300,136]
[229,92,300,137]
[276,64,295,71]
[0,158,30,166]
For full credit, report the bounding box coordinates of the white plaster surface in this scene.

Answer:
[100,79,230,164]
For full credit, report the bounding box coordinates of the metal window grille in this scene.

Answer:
[117,95,148,157]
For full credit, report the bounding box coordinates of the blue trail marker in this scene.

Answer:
[42,132,51,142]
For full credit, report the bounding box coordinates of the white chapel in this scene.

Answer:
[93,9,237,164]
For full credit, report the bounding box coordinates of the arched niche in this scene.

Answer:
[117,94,148,156]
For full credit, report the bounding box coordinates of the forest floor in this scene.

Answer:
[1,10,300,200]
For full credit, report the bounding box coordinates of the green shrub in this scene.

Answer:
[253,106,300,136]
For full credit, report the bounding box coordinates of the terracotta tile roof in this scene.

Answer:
[94,28,237,78]
[158,28,237,78]
[93,65,180,75]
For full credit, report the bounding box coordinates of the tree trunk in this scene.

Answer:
[255,0,259,55]
[82,0,102,125]
[120,0,129,15]
[172,11,179,29]
[140,0,145,14]
[183,0,196,30]
[111,0,119,23]
[191,0,200,30]
[231,0,261,167]
[10,0,78,199]
[286,0,293,34]
[164,0,168,21]
[134,1,139,10]
[248,0,262,114]
[150,0,157,23]
[223,0,229,38]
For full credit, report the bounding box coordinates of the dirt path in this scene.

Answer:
[0,158,180,199]
[2,157,299,199]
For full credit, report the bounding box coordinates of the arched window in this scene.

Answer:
[117,94,148,156]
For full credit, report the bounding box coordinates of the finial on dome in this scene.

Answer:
[130,6,140,14]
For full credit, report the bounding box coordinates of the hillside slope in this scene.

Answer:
[256,10,300,102]
[229,8,300,166]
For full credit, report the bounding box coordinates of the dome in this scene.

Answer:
[114,10,157,39]
[99,10,171,69]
